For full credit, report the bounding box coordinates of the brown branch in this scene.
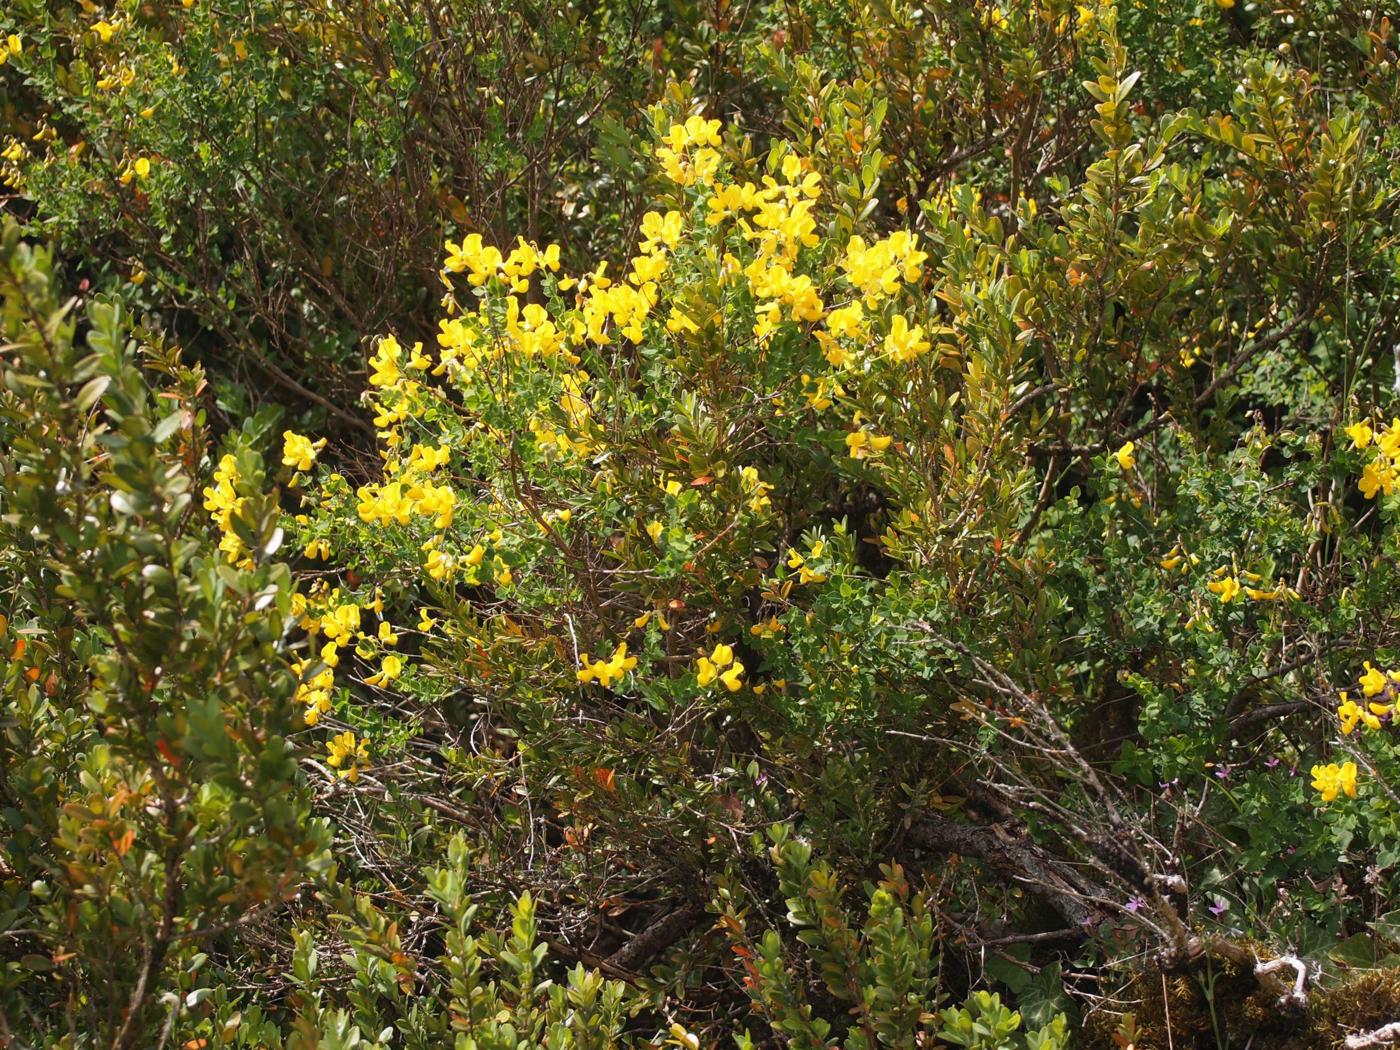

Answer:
[604,902,706,974]
[1228,700,1314,737]
[905,811,1110,931]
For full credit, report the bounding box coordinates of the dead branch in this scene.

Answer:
[1346,1022,1400,1049]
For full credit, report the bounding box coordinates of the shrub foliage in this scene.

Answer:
[3,0,1400,1046]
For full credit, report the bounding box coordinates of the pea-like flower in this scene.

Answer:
[282,430,325,472]
[326,731,370,782]
[1309,761,1357,803]
[365,654,402,687]
[1347,421,1374,449]
[1337,694,1383,735]
[1206,575,1241,604]
[1359,661,1391,697]
[576,642,637,689]
[696,643,745,691]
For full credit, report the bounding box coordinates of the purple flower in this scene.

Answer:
[1264,756,1281,770]
[1214,765,1232,781]
[1207,897,1228,917]
[1125,896,1147,913]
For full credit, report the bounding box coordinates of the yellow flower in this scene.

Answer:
[417,609,437,632]
[1310,761,1357,803]
[366,654,402,687]
[1378,418,1400,457]
[294,659,335,726]
[442,233,503,286]
[785,545,826,585]
[841,232,927,305]
[6,35,21,57]
[321,604,361,645]
[696,656,718,687]
[719,659,746,692]
[424,547,457,581]
[201,453,251,564]
[1359,661,1389,697]
[377,621,399,646]
[1337,694,1381,735]
[1359,458,1398,500]
[696,643,743,690]
[884,315,931,362]
[282,430,325,472]
[645,520,664,544]
[655,116,724,186]
[639,210,684,252]
[326,730,370,782]
[369,335,404,388]
[1114,441,1136,471]
[1206,576,1241,604]
[846,429,892,459]
[1346,421,1374,449]
[577,642,637,688]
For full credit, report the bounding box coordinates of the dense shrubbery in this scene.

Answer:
[4,0,1400,1046]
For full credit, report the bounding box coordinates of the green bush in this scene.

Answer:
[4,0,1400,1046]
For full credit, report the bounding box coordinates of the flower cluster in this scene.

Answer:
[365,653,402,687]
[576,642,637,689]
[845,425,894,460]
[282,430,325,472]
[1206,573,1241,604]
[1158,545,1200,573]
[1205,566,1298,605]
[696,643,744,692]
[1337,661,1400,735]
[785,540,828,586]
[841,231,927,306]
[292,658,335,726]
[326,730,370,782]
[1347,417,1400,499]
[1310,761,1357,803]
[442,234,561,291]
[355,479,456,529]
[655,115,723,187]
[368,333,433,390]
[201,453,250,566]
